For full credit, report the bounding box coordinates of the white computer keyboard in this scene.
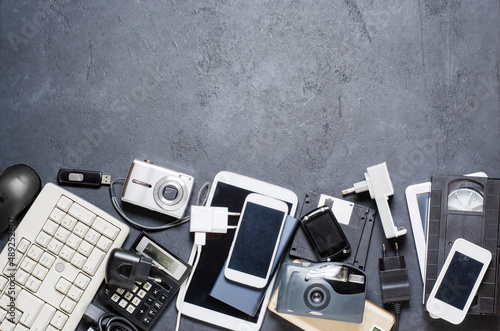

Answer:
[0,183,130,331]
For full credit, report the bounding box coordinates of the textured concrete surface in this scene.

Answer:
[1,0,499,330]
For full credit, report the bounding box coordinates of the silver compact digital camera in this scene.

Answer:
[121,159,194,219]
[276,261,366,323]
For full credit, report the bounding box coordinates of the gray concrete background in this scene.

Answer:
[1,0,499,330]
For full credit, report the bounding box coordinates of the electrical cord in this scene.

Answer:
[83,303,139,331]
[392,302,401,331]
[110,178,210,231]
[97,312,139,331]
[175,244,203,331]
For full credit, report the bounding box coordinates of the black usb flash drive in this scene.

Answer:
[58,168,111,187]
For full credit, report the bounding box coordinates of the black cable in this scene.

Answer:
[97,312,139,331]
[391,302,401,331]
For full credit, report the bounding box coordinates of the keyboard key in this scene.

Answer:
[55,278,71,295]
[61,214,77,231]
[39,252,56,269]
[67,285,83,301]
[32,264,49,280]
[56,196,72,212]
[82,248,105,276]
[5,284,21,299]
[111,293,120,302]
[73,222,89,238]
[0,319,15,331]
[49,208,66,224]
[16,238,31,254]
[17,289,44,328]
[43,220,59,236]
[65,234,82,250]
[3,263,16,277]
[126,305,136,314]
[35,232,52,248]
[47,239,64,255]
[54,227,71,243]
[0,295,10,310]
[77,241,94,257]
[15,269,30,285]
[59,246,76,262]
[0,277,8,292]
[25,276,42,292]
[20,257,37,273]
[50,310,68,329]
[92,217,120,240]
[124,292,133,300]
[132,297,141,306]
[27,245,44,262]
[70,253,87,269]
[84,229,100,245]
[96,236,113,252]
[30,304,56,331]
[60,297,76,314]
[68,203,96,226]
[119,299,128,308]
[74,273,91,290]
[0,308,6,321]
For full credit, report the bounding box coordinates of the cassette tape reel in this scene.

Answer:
[425,174,500,315]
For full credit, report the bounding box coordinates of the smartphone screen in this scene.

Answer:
[227,201,286,279]
[435,251,484,310]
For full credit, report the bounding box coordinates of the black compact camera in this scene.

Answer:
[275,261,366,323]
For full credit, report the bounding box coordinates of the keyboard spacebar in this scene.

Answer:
[17,289,44,328]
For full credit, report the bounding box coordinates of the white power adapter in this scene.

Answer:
[190,206,239,245]
[342,162,407,239]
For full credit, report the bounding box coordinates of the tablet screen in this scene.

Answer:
[416,192,430,238]
[184,181,293,321]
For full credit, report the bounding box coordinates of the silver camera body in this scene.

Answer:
[121,160,194,219]
[276,261,366,323]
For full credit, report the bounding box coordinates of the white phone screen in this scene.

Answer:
[435,251,484,310]
[227,202,286,278]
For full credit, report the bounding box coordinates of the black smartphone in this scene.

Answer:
[300,205,350,262]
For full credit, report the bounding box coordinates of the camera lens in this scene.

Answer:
[154,176,187,211]
[304,284,330,311]
[311,292,323,304]
[162,185,179,201]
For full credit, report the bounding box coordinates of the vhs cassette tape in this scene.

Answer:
[424,174,500,315]
[289,192,376,271]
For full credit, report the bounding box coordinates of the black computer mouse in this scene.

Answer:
[0,164,41,234]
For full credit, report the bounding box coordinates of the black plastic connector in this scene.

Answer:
[105,248,162,290]
[379,243,410,331]
[82,303,106,326]
[379,243,411,304]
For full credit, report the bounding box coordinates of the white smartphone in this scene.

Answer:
[426,238,491,324]
[224,193,288,288]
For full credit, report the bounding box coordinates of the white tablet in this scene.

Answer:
[405,182,431,284]
[176,171,298,330]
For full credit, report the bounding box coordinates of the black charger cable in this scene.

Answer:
[83,303,139,331]
[379,243,411,331]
